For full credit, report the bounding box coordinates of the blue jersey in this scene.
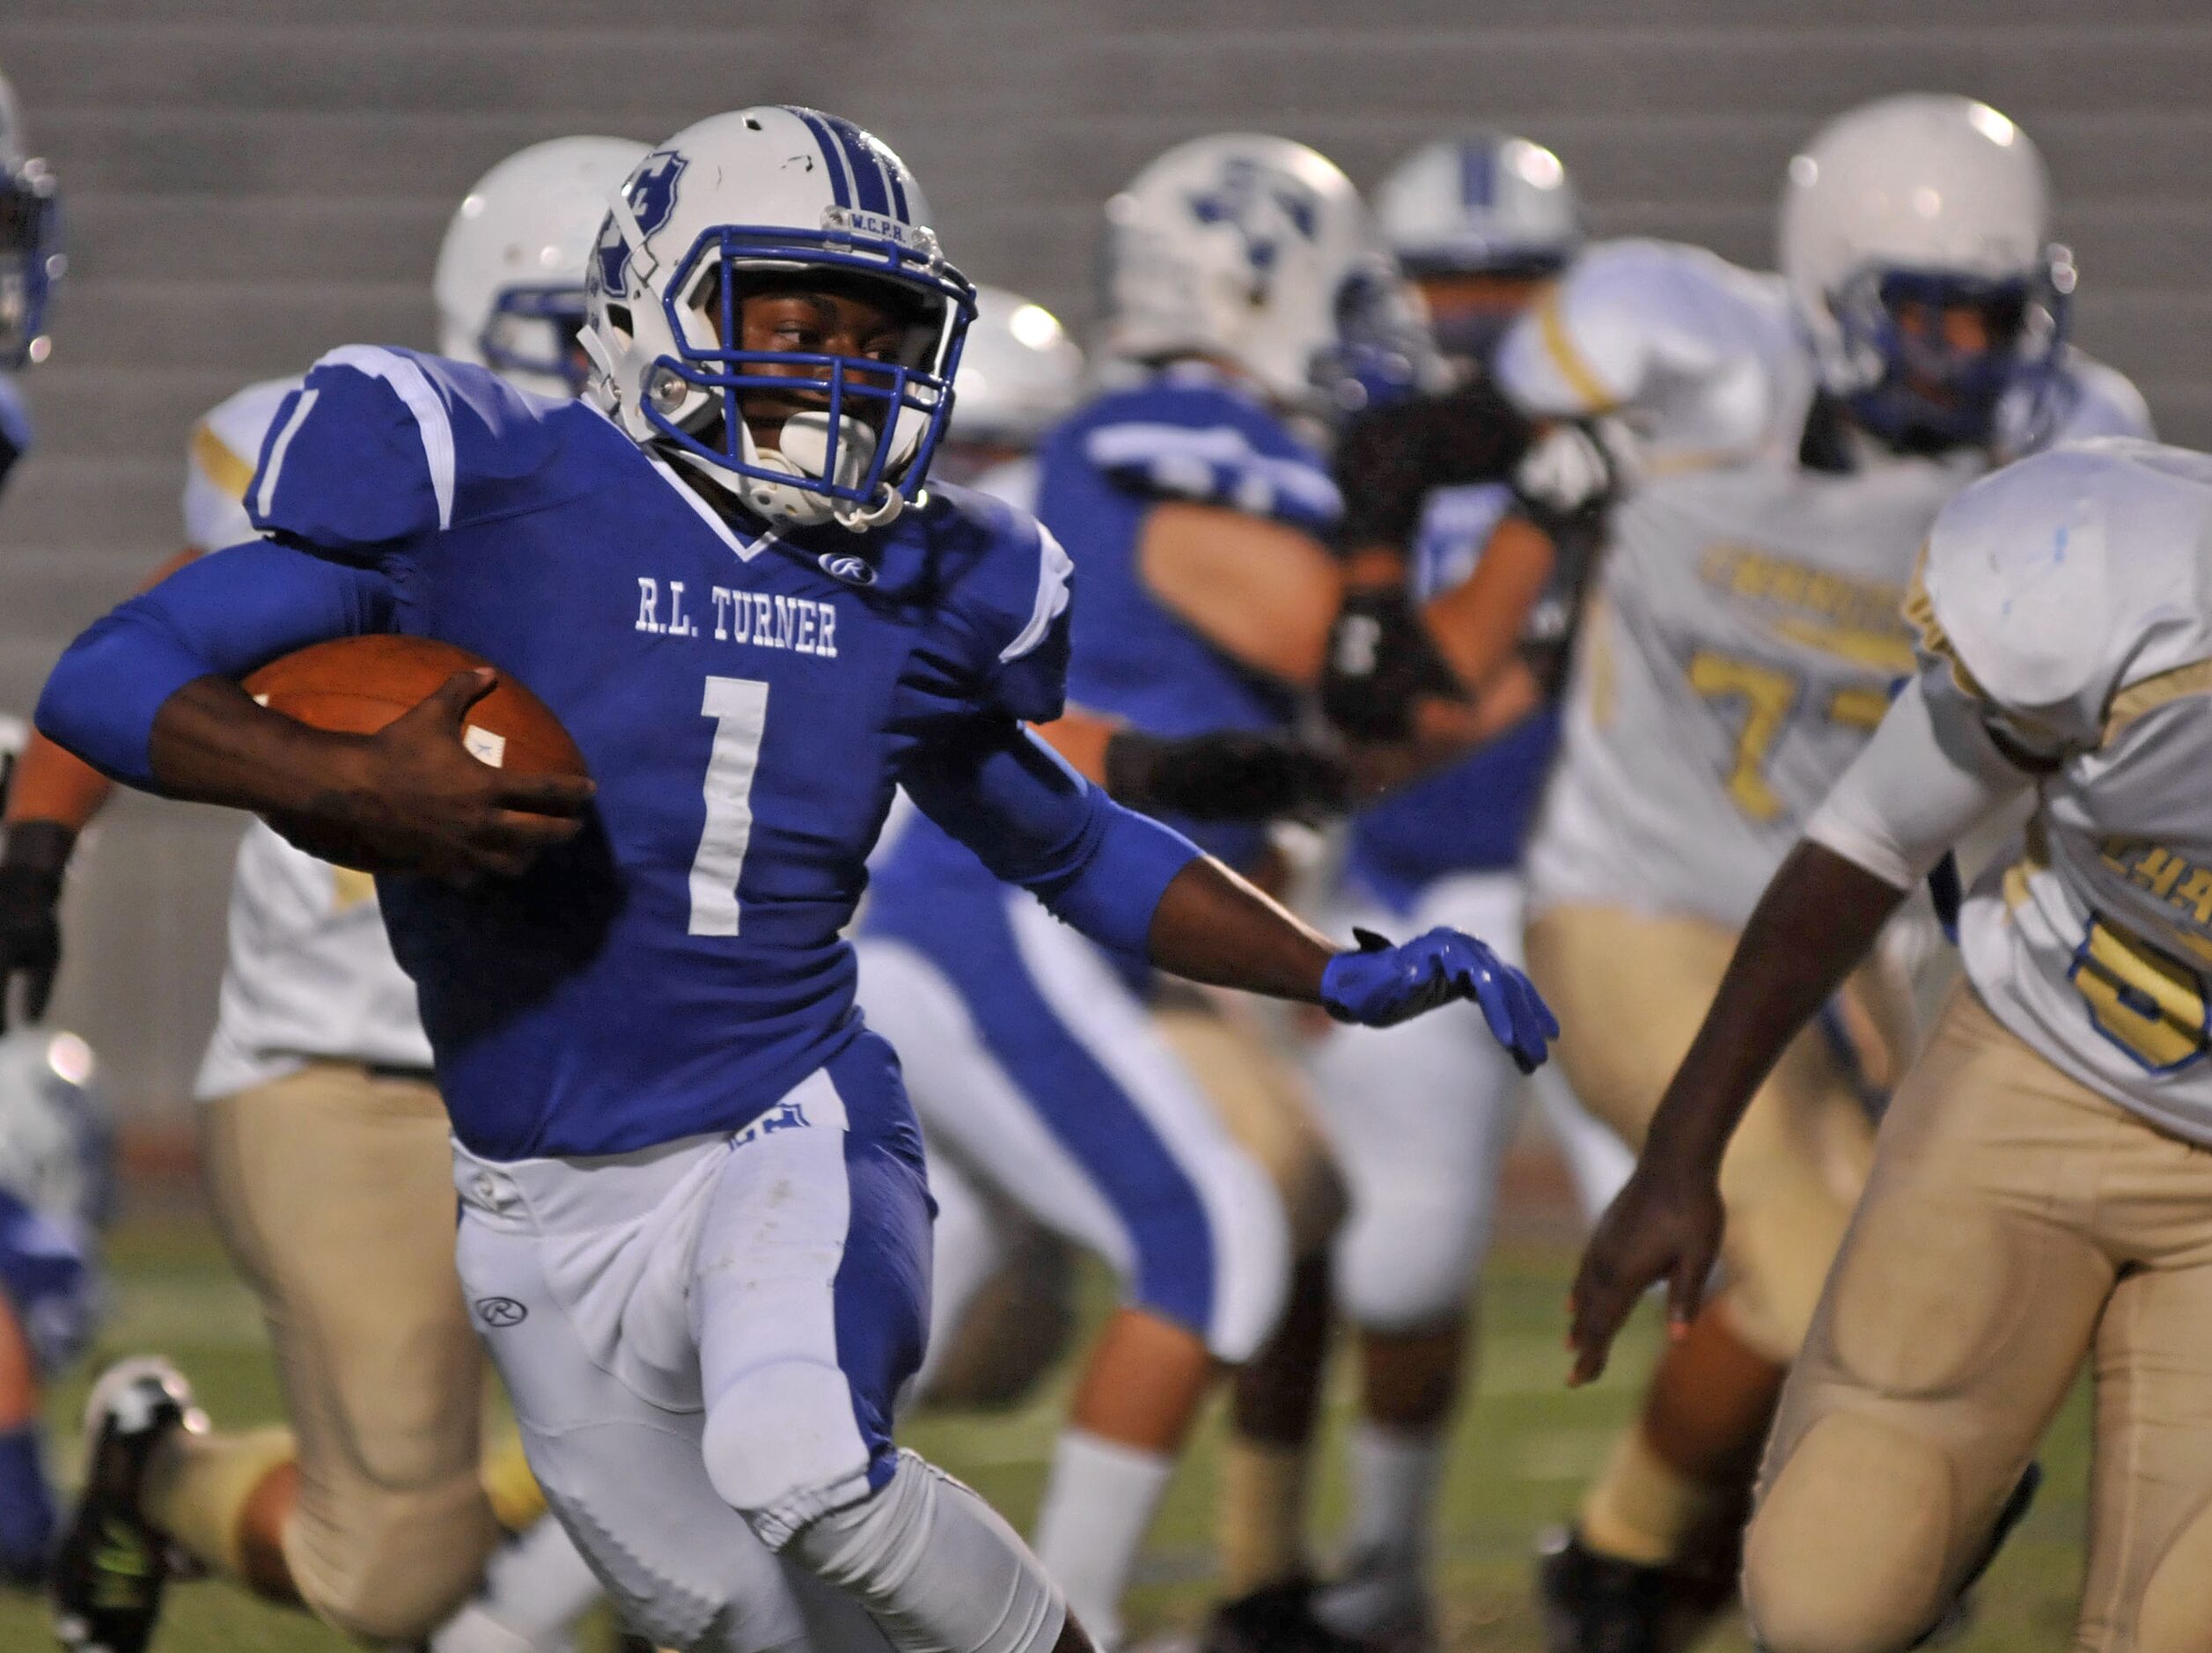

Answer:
[868,366,1337,965]
[1344,482,1559,913]
[0,375,29,494]
[40,347,1210,1160]
[0,1189,97,1379]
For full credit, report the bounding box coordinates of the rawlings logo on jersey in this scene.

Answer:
[595,149,688,294]
[1188,157,1319,283]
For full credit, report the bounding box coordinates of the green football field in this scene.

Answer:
[0,1214,2092,1651]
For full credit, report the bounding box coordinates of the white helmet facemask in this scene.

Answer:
[584,107,975,533]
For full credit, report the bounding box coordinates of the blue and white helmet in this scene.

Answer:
[435,136,649,400]
[0,65,62,369]
[1101,134,1423,415]
[0,1028,111,1238]
[584,106,975,533]
[1376,133,1581,280]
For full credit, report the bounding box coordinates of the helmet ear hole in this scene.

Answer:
[603,303,634,340]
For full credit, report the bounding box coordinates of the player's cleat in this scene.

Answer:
[1535,1524,1731,1653]
[49,1356,205,1653]
[1199,1577,1371,1653]
[1909,1460,2043,1648]
[1313,1553,1437,1653]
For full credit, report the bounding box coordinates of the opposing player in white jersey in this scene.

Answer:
[1569,437,2212,1653]
[1296,131,1635,1652]
[1449,95,2152,1649]
[11,138,644,1653]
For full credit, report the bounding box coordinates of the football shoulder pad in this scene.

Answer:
[247,346,572,556]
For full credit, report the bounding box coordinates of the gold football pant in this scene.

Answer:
[1525,904,1887,1363]
[1745,985,2212,1653]
[199,1062,503,1642]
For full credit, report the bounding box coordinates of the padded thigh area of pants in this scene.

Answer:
[1745,1411,1953,1653]
[1825,1193,2032,1397]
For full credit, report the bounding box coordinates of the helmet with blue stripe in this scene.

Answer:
[584,106,975,533]
[435,136,649,399]
[1100,133,1428,416]
[1781,94,2072,452]
[0,66,63,370]
[1376,132,1580,282]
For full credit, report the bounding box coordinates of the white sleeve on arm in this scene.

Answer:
[1804,674,2035,891]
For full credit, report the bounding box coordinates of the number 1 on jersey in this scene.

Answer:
[691,675,770,936]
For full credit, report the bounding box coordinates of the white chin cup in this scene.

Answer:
[737,411,895,530]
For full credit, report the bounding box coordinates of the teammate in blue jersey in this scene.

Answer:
[1301,133,1639,1649]
[862,133,1416,1652]
[33,107,1555,1653]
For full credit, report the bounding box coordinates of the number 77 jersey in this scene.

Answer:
[1525,452,1974,929]
[245,347,1074,1161]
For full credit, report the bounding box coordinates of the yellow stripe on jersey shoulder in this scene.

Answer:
[330,867,378,912]
[1533,283,1619,415]
[191,419,256,503]
[2103,658,2212,746]
[1902,549,1991,705]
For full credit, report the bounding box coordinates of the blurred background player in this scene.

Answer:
[0,718,109,1590]
[1566,436,2212,1653]
[0,63,61,503]
[1455,95,2151,1651]
[1297,131,1635,1653]
[892,283,1089,1414]
[858,133,1443,1653]
[10,136,643,1653]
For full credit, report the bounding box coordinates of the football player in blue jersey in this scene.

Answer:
[1302,133,1636,1652]
[33,107,1557,1653]
[26,138,641,1653]
[0,721,109,1591]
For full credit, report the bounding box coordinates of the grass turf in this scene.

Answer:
[0,1213,2091,1651]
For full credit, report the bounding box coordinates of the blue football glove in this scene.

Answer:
[1319,926,1560,1070]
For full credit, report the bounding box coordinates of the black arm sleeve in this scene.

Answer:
[1332,380,1538,556]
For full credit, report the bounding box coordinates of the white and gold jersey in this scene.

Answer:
[1499,238,2151,926]
[1929,441,2212,1146]
[182,378,434,1100]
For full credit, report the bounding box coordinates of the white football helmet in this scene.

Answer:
[1100,134,1420,414]
[584,106,975,533]
[1780,94,2070,448]
[1376,133,1580,280]
[0,65,62,369]
[946,286,1084,450]
[436,136,648,400]
[0,1028,111,1237]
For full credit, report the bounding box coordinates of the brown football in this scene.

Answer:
[240,635,587,778]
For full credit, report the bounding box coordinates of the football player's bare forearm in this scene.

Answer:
[4,733,114,835]
[145,675,371,816]
[7,550,206,836]
[1642,841,1907,1175]
[1422,515,1554,693]
[1145,855,1335,1003]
